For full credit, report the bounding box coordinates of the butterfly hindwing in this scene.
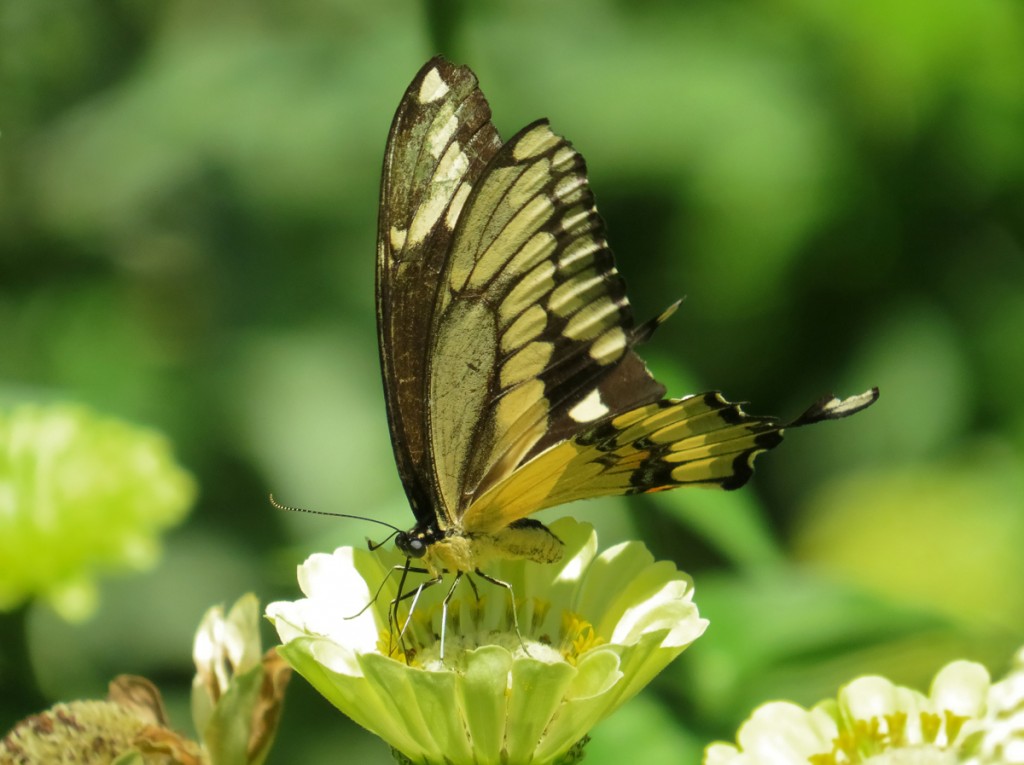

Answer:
[459,392,781,533]
[460,387,880,534]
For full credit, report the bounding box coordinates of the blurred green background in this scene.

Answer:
[2,0,1023,761]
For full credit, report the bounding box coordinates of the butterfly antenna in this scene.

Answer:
[268,494,403,538]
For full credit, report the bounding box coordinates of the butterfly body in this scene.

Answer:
[397,518,564,578]
[376,57,878,604]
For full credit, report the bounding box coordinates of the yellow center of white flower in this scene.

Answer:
[810,710,969,765]
[376,595,604,668]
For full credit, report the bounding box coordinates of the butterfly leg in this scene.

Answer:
[465,572,482,603]
[393,571,442,661]
[382,559,437,660]
[346,563,426,620]
[474,568,529,656]
[439,571,464,661]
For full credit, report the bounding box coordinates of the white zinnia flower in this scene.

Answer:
[267,518,707,765]
[706,660,991,765]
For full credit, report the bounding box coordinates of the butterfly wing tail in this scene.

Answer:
[788,388,879,427]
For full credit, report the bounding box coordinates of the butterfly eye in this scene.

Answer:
[395,531,427,559]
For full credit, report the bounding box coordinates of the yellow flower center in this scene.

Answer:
[808,710,969,764]
[375,595,603,668]
[560,611,605,665]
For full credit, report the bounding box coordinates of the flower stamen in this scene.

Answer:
[813,708,968,763]
[559,612,604,665]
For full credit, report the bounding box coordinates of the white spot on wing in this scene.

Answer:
[390,226,407,251]
[418,68,450,103]
[436,142,468,185]
[407,142,468,247]
[428,110,459,158]
[569,388,609,422]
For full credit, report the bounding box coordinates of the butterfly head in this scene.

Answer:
[395,524,443,560]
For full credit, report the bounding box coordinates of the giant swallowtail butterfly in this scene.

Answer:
[377,57,877,622]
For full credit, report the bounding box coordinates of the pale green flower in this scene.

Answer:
[192,594,292,765]
[705,660,991,765]
[0,404,196,620]
[267,518,707,765]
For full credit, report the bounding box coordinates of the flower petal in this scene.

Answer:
[457,646,514,764]
[930,660,989,719]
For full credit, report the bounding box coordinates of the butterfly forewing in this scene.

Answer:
[377,58,502,527]
[427,120,670,519]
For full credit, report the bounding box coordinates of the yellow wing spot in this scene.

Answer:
[669,456,740,484]
[499,260,557,327]
[554,174,586,204]
[674,408,750,440]
[557,238,600,273]
[501,341,554,388]
[549,271,603,316]
[611,404,659,430]
[552,145,577,171]
[506,159,551,209]
[564,296,619,341]
[512,124,561,161]
[569,389,609,422]
[417,67,450,103]
[642,404,702,435]
[657,412,745,446]
[501,304,548,353]
[560,205,592,234]
[613,403,689,444]
[507,193,556,243]
[589,326,627,364]
[495,379,546,443]
[445,181,472,231]
[469,196,554,291]
[390,226,407,251]
[436,141,469,183]
[664,433,760,460]
[649,418,709,445]
[500,231,557,289]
